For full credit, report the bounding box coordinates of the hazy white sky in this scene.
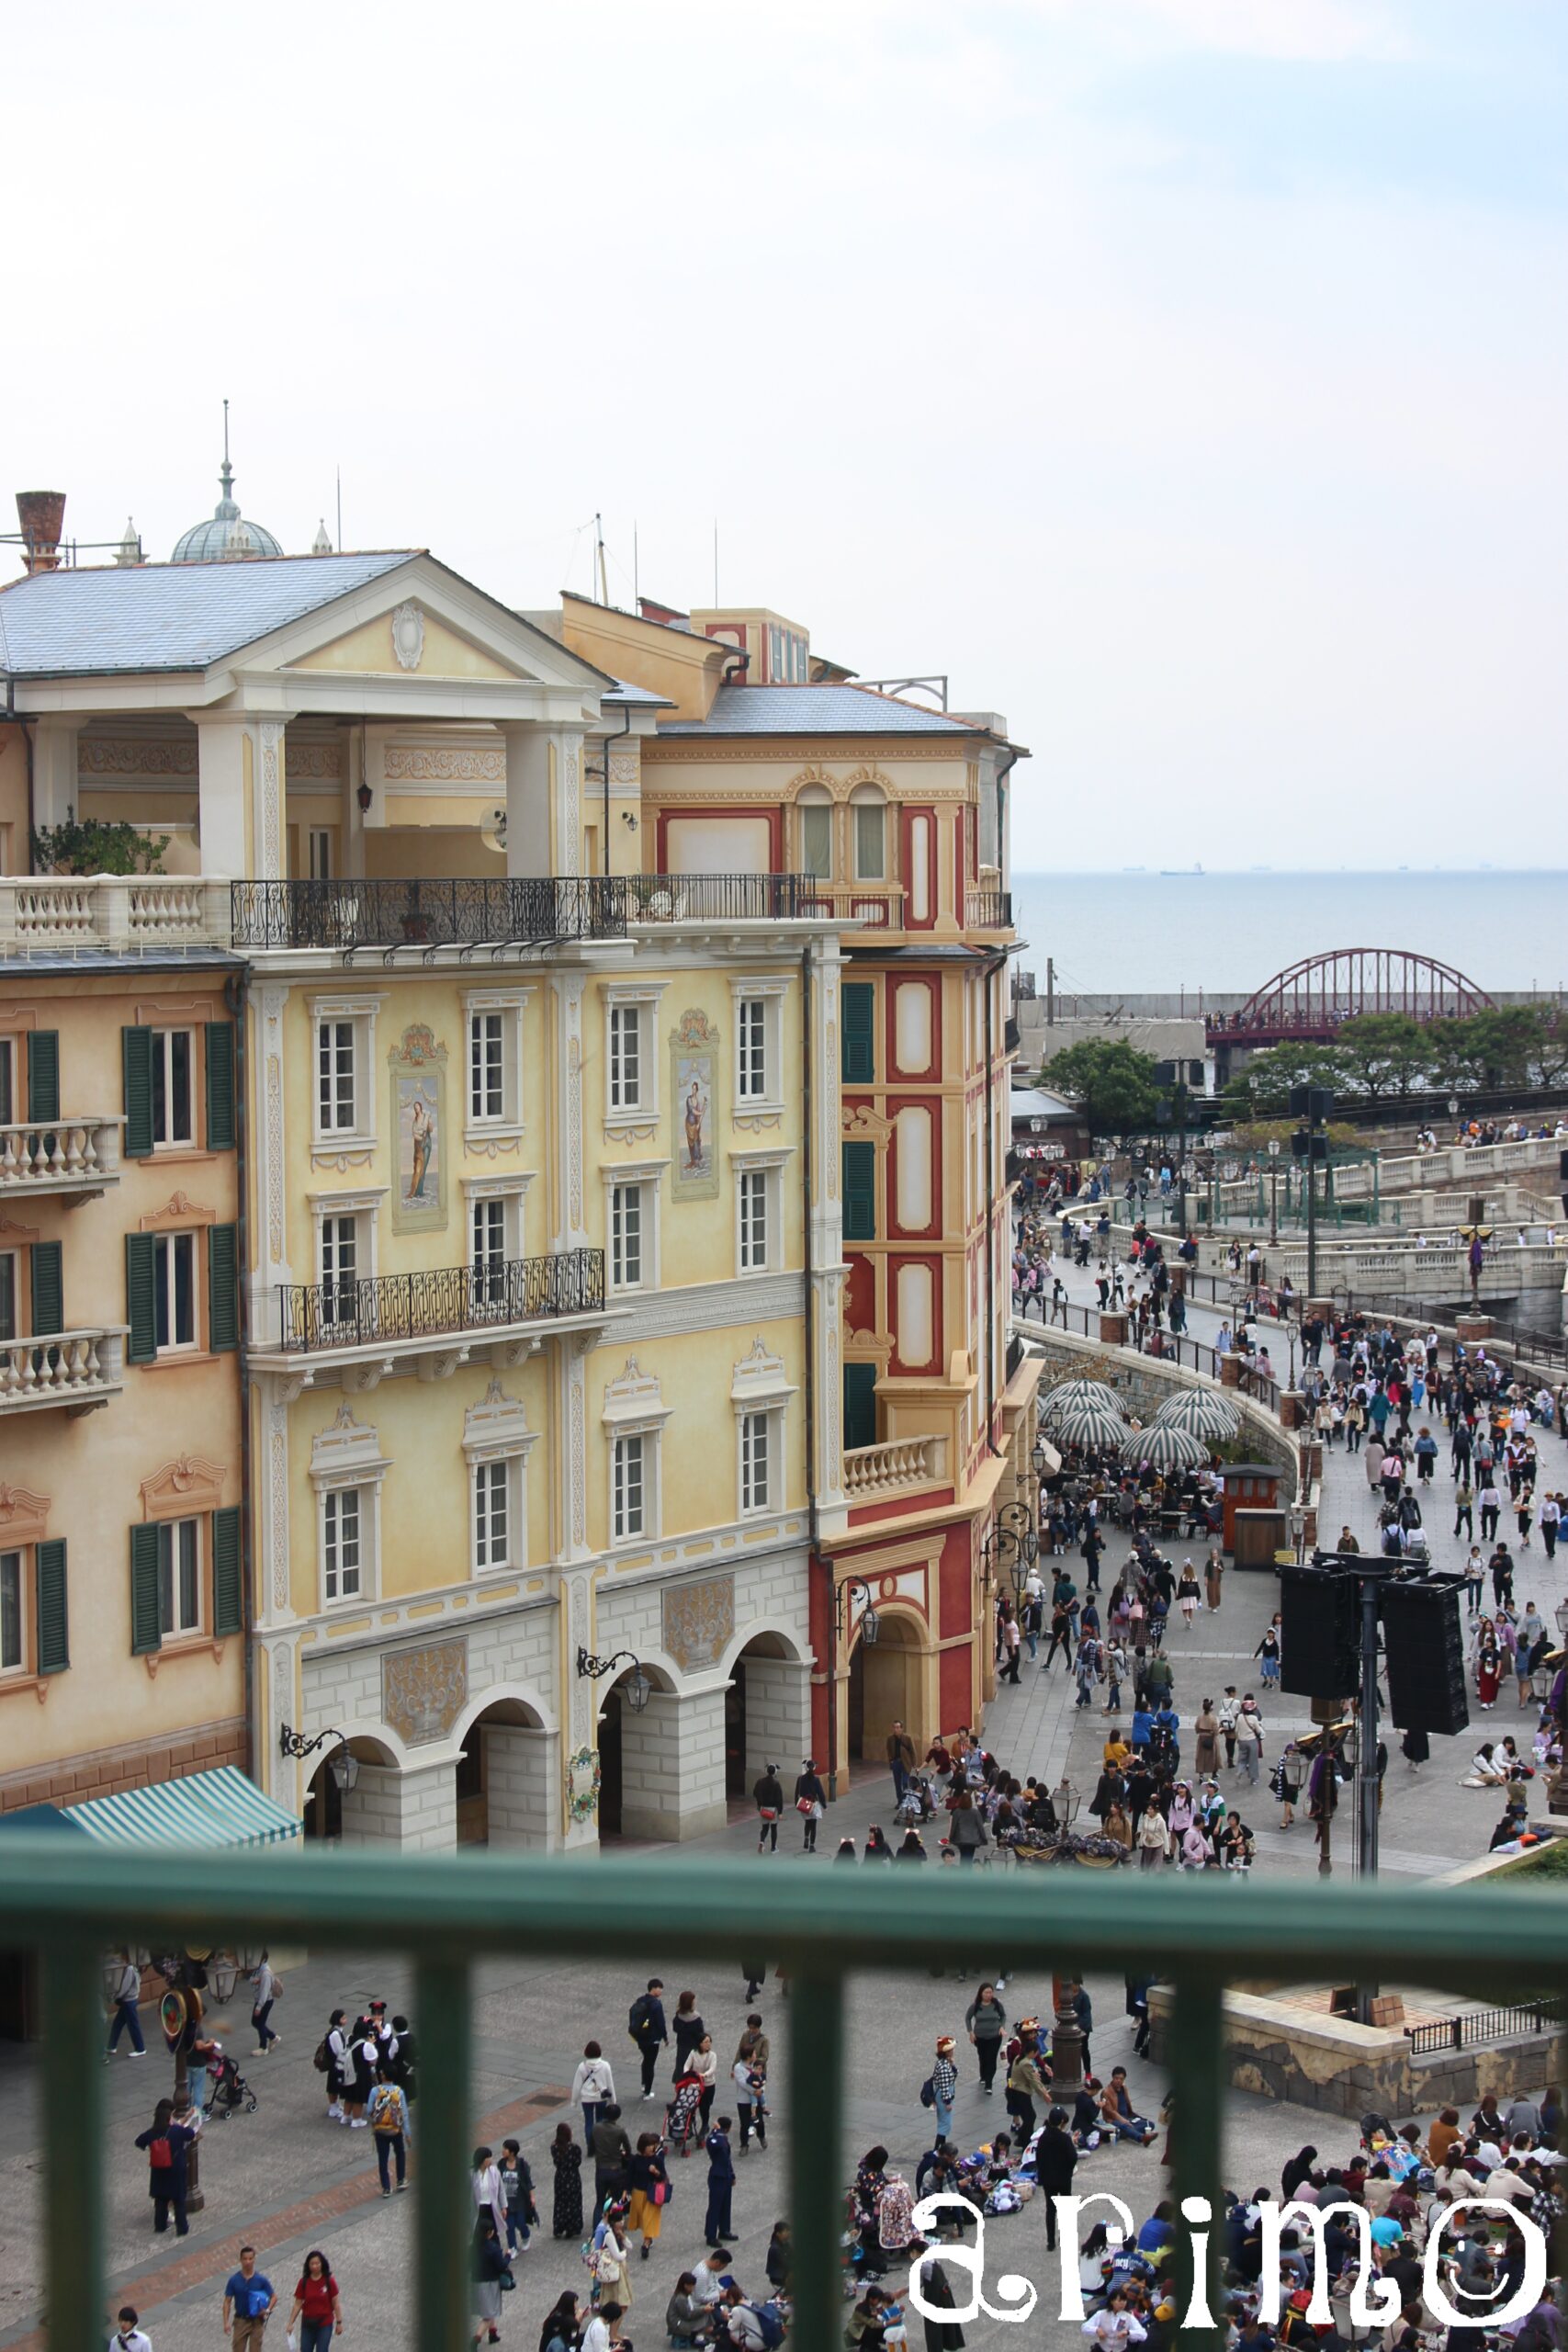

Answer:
[10,0,1565,870]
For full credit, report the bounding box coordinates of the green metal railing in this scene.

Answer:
[9,1840,1568,2351]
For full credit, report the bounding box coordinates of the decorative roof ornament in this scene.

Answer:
[311,518,333,555]
[171,398,283,563]
[115,518,141,568]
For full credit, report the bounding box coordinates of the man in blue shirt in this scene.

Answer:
[222,2247,276,2352]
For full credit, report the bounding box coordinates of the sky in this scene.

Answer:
[8,0,1567,872]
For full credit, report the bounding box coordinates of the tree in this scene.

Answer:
[1043,1038,1161,1144]
[1222,1044,1346,1121]
[1331,1013,1429,1102]
[32,819,169,876]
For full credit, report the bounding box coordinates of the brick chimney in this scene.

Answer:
[17,490,66,574]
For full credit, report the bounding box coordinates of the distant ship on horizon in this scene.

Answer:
[1159,862,1204,876]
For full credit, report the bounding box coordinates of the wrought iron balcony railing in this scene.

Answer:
[231,876,627,952]
[8,1846,1565,2352]
[274,1246,605,1351]
[625,872,818,923]
[964,887,1013,929]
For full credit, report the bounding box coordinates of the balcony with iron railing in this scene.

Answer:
[0,1116,122,1199]
[9,1846,1565,2352]
[0,1325,126,1414]
[964,886,1013,931]
[231,876,628,953]
[259,1246,608,1371]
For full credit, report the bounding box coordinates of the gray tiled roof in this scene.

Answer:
[656,684,982,736]
[0,551,415,677]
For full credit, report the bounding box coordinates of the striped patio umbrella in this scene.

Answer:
[1048,1395,1130,1451]
[1039,1377,1124,1432]
[1152,1387,1241,1441]
[1117,1419,1213,1472]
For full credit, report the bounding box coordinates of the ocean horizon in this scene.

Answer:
[1009,867,1567,998]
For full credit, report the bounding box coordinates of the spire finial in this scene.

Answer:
[215,398,238,519]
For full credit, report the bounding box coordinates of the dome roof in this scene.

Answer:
[172,455,282,563]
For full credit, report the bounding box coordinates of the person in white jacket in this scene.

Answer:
[571,2041,615,2147]
[1082,2291,1147,2346]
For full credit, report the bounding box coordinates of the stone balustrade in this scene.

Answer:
[0,1117,122,1196]
[842,1432,948,1497]
[0,876,231,955]
[0,1327,126,1413]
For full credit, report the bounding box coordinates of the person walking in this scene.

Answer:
[1254,1616,1282,1690]
[106,1952,147,2059]
[367,2065,411,2195]
[1217,1690,1240,1772]
[287,2253,343,2352]
[1176,1566,1201,1629]
[628,1980,668,2099]
[793,1759,827,1854]
[590,2106,632,2224]
[926,2038,958,2139]
[1454,1475,1475,1541]
[1034,2107,1077,2251]
[469,2214,509,2350]
[250,1951,281,2054]
[135,2097,200,2237]
[499,2140,536,2256]
[886,1721,917,1803]
[473,2146,508,2245]
[111,2309,152,2352]
[549,2123,584,2241]
[703,2115,738,2247]
[751,1764,784,1854]
[1235,1697,1265,1787]
[571,2042,615,2147]
[964,1983,1007,2094]
[222,2248,276,2352]
[626,2132,670,2262]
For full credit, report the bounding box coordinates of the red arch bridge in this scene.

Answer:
[1207,949,1494,1047]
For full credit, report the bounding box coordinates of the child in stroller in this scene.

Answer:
[203,2041,258,2120]
[895,1773,935,1826]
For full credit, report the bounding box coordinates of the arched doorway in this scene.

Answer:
[725,1633,804,1800]
[847,1613,922,1765]
[456,1699,549,1847]
[303,1736,393,1841]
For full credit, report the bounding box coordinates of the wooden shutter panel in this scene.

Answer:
[36,1541,69,1674]
[130,1523,163,1655]
[29,1240,63,1337]
[122,1025,154,1158]
[843,1363,878,1453]
[208,1223,239,1352]
[204,1022,236,1151]
[27,1032,60,1124]
[841,983,875,1083]
[125,1232,157,1363]
[842,1140,876,1241]
[211,1505,243,1637]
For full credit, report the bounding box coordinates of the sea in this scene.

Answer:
[1010,869,1568,1000]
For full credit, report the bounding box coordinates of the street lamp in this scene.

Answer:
[833,1576,881,1646]
[1549,1608,1568,1816]
[278,1723,361,1792]
[1288,1502,1306,1566]
[1031,1433,1051,1481]
[576,1648,652,1710]
[1054,1774,1081,1830]
[1268,1136,1281,1244]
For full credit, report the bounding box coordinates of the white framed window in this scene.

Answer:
[0,1548,24,1674]
[613,1431,647,1541]
[797,794,833,883]
[464,989,529,1143]
[599,1160,664,1296]
[320,1210,362,1329]
[730,1147,791,1277]
[603,983,667,1132]
[322,1486,363,1602]
[852,796,887,881]
[729,976,787,1114]
[461,1177,530,1318]
[153,1231,197,1352]
[152,1027,195,1150]
[309,996,380,1148]
[739,1409,772,1515]
[462,1385,536,1577]
[157,1517,202,1636]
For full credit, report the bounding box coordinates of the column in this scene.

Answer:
[549,970,589,1251]
[809,939,848,1527]
[190,713,292,878]
[340,723,368,877]
[31,718,80,832]
[250,985,295,1339]
[500,725,551,879]
[549,729,584,876]
[341,1758,456,1851]
[482,1722,561,1850]
[742,1657,813,1776]
[619,1687,728,1841]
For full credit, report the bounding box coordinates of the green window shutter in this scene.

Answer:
[841,983,875,1083]
[130,1522,163,1656]
[125,1231,157,1363]
[842,1139,876,1241]
[27,1032,60,1124]
[35,1540,69,1675]
[122,1025,154,1158]
[211,1505,243,1637]
[204,1022,236,1151]
[843,1363,878,1453]
[29,1240,63,1338]
[208,1223,239,1352]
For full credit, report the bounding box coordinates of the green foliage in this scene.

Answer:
[1331,1013,1429,1102]
[1222,1044,1347,1120]
[1495,1838,1568,1881]
[31,820,169,876]
[1042,1038,1161,1143]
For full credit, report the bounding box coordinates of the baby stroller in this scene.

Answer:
[896,1773,935,1826]
[204,2044,258,2120]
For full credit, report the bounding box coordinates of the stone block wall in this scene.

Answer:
[483,1723,560,1851]
[619,1686,729,1842]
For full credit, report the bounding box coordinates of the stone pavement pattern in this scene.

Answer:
[3,1248,1564,2349]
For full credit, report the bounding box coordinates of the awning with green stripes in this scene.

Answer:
[62,1767,300,1849]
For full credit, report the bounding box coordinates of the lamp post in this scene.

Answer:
[833,1576,881,1649]
[575,1649,652,1711]
[1268,1136,1280,1243]
[1548,1605,1568,1816]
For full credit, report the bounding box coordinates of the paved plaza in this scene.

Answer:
[3,1250,1563,2351]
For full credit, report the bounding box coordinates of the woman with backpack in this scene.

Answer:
[134,2096,202,2237]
